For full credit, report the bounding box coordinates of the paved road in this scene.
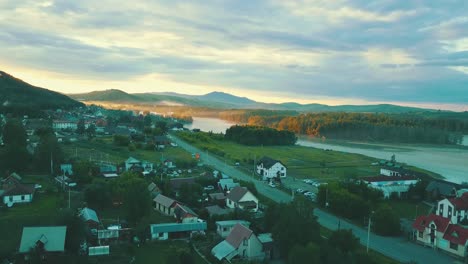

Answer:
[170,134,458,264]
[170,135,292,203]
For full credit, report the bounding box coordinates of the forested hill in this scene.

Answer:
[220,111,468,145]
[0,71,84,114]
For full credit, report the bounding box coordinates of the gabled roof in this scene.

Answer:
[147,182,159,193]
[258,156,285,169]
[19,226,67,253]
[205,205,230,216]
[426,180,459,196]
[170,177,196,190]
[212,240,236,260]
[125,157,140,164]
[225,223,253,248]
[209,193,226,200]
[226,186,249,203]
[174,204,198,219]
[153,194,178,208]
[80,207,99,223]
[443,224,468,245]
[412,214,451,232]
[150,222,206,234]
[448,192,468,210]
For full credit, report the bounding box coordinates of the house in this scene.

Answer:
[436,193,468,225]
[155,135,171,149]
[362,175,419,198]
[52,120,77,130]
[147,182,161,198]
[211,223,264,261]
[150,222,207,240]
[413,214,451,248]
[209,192,226,205]
[426,180,460,201]
[216,220,251,238]
[218,178,240,192]
[226,186,259,212]
[80,207,100,229]
[205,205,231,217]
[256,156,286,181]
[19,226,67,253]
[442,224,468,257]
[1,175,35,207]
[174,204,199,223]
[258,233,274,260]
[164,159,176,168]
[153,194,179,215]
[124,157,153,173]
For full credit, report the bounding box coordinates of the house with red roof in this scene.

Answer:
[211,223,265,261]
[413,191,468,258]
[413,214,451,247]
[436,192,468,225]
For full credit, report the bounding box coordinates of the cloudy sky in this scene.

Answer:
[1,0,467,110]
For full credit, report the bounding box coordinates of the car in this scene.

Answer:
[203,185,215,191]
[303,179,314,184]
[268,182,276,188]
[303,191,314,197]
[296,188,305,193]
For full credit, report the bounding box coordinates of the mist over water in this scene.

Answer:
[184,117,235,134]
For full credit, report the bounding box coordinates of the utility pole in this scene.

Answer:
[68,187,71,209]
[367,211,374,253]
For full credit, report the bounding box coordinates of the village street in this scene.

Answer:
[170,134,458,264]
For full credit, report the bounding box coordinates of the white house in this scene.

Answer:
[413,214,451,249]
[52,120,77,130]
[436,193,468,225]
[153,194,179,216]
[212,223,264,261]
[256,156,286,181]
[174,204,199,223]
[380,167,403,177]
[362,175,419,198]
[216,220,251,238]
[226,187,259,212]
[1,176,35,207]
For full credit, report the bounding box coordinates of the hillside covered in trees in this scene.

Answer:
[0,71,83,116]
[220,111,468,145]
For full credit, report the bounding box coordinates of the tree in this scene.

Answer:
[2,119,27,147]
[76,119,85,135]
[113,134,130,146]
[0,119,30,172]
[58,209,86,254]
[287,243,320,264]
[328,229,359,254]
[84,181,112,210]
[73,161,99,184]
[373,205,401,236]
[116,172,151,225]
[33,131,63,173]
[85,124,96,140]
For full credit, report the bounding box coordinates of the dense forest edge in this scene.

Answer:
[219,110,468,145]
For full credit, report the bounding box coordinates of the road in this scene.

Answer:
[170,134,457,264]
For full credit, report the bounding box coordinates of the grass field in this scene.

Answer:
[63,136,193,167]
[176,132,381,181]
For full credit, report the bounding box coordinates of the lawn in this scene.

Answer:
[175,132,381,181]
[386,200,432,220]
[0,192,63,257]
[63,137,193,167]
[134,241,206,264]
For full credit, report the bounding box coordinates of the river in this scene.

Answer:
[184,117,236,134]
[186,117,468,184]
[297,139,468,184]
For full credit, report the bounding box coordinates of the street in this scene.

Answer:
[170,134,457,264]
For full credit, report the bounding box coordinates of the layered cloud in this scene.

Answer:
[0,0,467,109]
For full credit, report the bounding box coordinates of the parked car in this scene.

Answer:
[303,179,314,184]
[296,188,305,194]
[303,191,315,197]
[203,185,215,191]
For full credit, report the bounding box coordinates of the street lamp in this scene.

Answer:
[367,211,375,253]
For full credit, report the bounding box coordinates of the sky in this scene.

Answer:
[0,0,467,111]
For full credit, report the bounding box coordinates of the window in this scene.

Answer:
[419,231,423,238]
[21,195,25,200]
[243,239,248,246]
[450,242,458,250]
[158,232,164,238]
[9,196,13,202]
[223,227,228,232]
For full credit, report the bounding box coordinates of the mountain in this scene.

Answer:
[70,89,439,113]
[0,71,83,112]
[197,91,257,106]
